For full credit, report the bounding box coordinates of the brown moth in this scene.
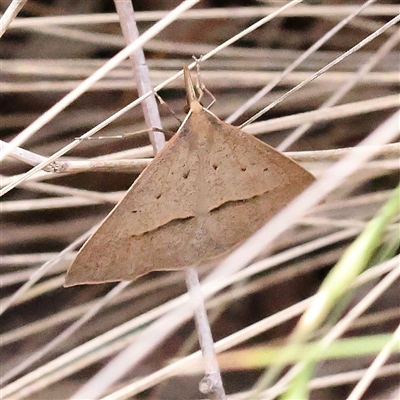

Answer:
[64,67,315,286]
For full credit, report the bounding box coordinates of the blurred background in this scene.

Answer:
[1,1,399,399]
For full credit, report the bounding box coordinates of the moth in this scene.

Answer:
[65,66,314,286]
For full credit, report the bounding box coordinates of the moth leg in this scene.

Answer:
[192,56,216,110]
[153,90,183,124]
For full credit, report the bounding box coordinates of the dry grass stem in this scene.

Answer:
[1,1,399,399]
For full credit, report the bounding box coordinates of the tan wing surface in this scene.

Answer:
[65,103,314,286]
